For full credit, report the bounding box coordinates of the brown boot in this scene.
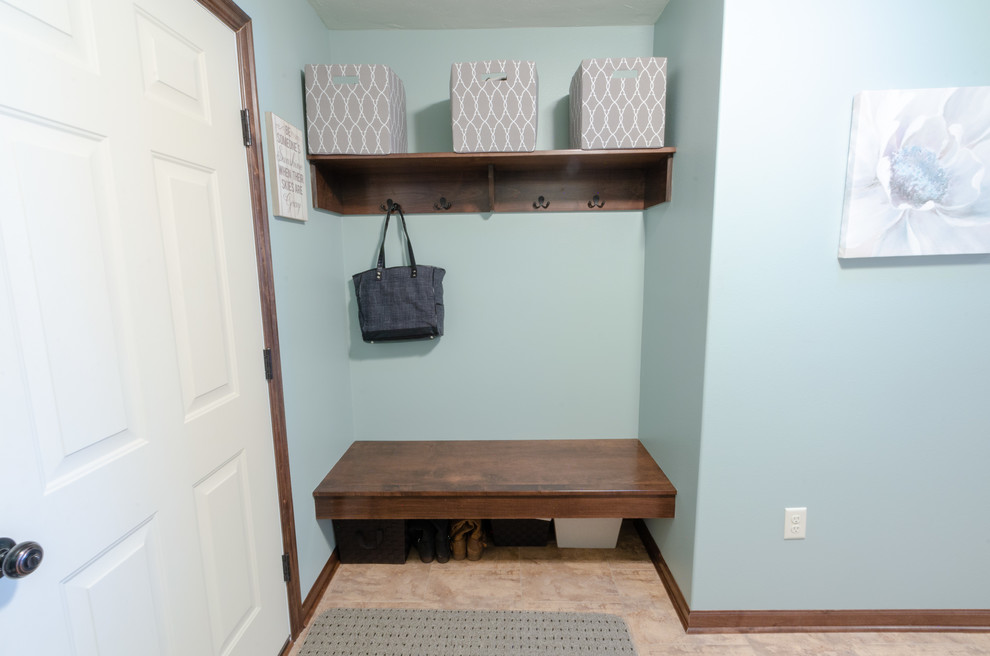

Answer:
[466,521,487,561]
[450,520,473,560]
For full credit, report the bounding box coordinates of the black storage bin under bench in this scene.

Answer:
[490,519,551,547]
[333,519,408,564]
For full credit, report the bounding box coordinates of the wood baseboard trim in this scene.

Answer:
[300,548,341,629]
[633,518,691,631]
[632,519,990,634]
[687,609,990,633]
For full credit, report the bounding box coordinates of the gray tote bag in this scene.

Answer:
[352,203,445,343]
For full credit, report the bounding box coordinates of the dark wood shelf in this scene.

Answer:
[308,148,675,215]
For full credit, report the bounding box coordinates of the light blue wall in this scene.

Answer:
[330,27,655,153]
[239,0,352,599]
[640,0,724,606]
[690,0,990,610]
[242,0,990,613]
[329,28,654,441]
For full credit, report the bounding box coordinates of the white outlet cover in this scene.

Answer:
[784,507,807,540]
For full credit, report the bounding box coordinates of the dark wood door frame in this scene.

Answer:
[195,0,303,640]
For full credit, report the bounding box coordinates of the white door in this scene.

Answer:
[0,0,290,654]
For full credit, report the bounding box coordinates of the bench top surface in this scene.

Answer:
[314,439,676,497]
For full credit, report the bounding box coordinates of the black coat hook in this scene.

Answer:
[533,195,550,209]
[588,194,605,209]
[379,198,396,212]
[434,197,452,211]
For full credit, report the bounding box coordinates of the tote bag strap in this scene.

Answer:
[376,203,418,279]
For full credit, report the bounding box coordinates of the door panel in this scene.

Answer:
[135,7,211,122]
[195,453,264,655]
[62,519,171,656]
[0,111,143,488]
[153,154,239,418]
[0,0,99,71]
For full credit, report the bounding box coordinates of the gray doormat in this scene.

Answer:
[299,608,638,655]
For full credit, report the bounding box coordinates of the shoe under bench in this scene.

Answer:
[313,439,676,520]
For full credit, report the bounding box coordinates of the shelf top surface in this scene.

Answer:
[308,147,676,171]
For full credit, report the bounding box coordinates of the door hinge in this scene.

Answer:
[282,554,291,582]
[263,348,273,380]
[240,108,252,146]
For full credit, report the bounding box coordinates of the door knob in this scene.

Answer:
[0,537,44,579]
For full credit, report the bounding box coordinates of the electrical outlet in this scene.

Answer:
[784,507,807,540]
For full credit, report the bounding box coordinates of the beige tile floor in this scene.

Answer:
[290,521,990,655]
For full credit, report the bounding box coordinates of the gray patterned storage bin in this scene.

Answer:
[450,60,538,153]
[304,64,407,154]
[570,57,667,150]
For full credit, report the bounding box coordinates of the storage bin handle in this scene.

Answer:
[356,529,385,550]
[611,69,641,79]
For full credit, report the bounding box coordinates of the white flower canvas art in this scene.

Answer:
[838,86,990,258]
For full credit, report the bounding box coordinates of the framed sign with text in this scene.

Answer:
[265,112,306,221]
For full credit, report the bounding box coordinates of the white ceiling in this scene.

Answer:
[306,0,670,30]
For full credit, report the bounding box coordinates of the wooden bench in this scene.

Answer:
[313,439,676,520]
